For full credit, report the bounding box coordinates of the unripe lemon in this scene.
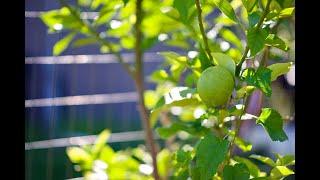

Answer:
[197,66,234,107]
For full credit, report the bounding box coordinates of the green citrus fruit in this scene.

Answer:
[211,52,236,75]
[197,66,235,107]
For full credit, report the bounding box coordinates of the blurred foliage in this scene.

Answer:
[41,0,295,179]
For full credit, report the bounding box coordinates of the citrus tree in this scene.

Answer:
[41,0,295,179]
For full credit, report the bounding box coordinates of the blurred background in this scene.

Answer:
[25,0,295,179]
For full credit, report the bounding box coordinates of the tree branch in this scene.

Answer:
[195,0,213,61]
[134,0,160,179]
[235,0,272,76]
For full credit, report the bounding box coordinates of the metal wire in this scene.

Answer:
[25,11,99,19]
[25,130,159,150]
[25,52,164,64]
[25,92,138,107]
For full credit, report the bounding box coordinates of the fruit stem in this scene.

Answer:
[195,0,213,61]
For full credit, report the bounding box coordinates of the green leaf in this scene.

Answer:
[72,37,97,48]
[199,46,213,72]
[144,90,160,109]
[267,62,292,81]
[174,149,193,177]
[142,37,158,50]
[211,52,236,75]
[236,85,255,99]
[66,147,92,163]
[250,154,276,167]
[99,145,115,163]
[107,21,131,37]
[53,32,76,56]
[210,0,239,22]
[233,156,262,178]
[250,178,269,180]
[270,166,294,179]
[122,0,129,6]
[215,15,237,26]
[274,153,295,166]
[157,149,172,178]
[150,70,169,83]
[220,28,243,51]
[92,129,111,156]
[94,8,114,26]
[156,121,209,138]
[227,130,252,152]
[248,11,261,28]
[195,133,229,180]
[247,28,268,56]
[78,0,92,7]
[223,163,250,180]
[150,86,201,126]
[265,34,289,51]
[159,51,188,65]
[120,36,135,49]
[241,67,272,97]
[180,88,197,98]
[234,137,252,152]
[173,0,195,23]
[279,7,295,18]
[242,0,258,12]
[91,0,103,9]
[190,160,201,180]
[40,7,89,34]
[257,108,288,142]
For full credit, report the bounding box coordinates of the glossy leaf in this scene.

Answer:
[195,133,229,180]
[53,32,76,56]
[173,0,195,23]
[236,85,255,99]
[250,154,276,167]
[242,0,258,12]
[72,37,97,48]
[210,0,239,22]
[157,149,172,178]
[270,166,294,179]
[279,7,295,18]
[144,90,160,109]
[248,11,261,28]
[267,62,292,81]
[94,8,114,26]
[247,28,268,56]
[92,129,111,156]
[274,153,295,166]
[233,156,262,178]
[150,70,169,83]
[150,97,201,127]
[66,147,92,163]
[40,7,89,34]
[265,34,289,51]
[257,108,288,142]
[235,137,252,152]
[241,67,272,97]
[223,163,250,180]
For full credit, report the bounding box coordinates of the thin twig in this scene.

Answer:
[134,0,160,179]
[195,0,213,61]
[227,96,247,162]
[235,0,272,76]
